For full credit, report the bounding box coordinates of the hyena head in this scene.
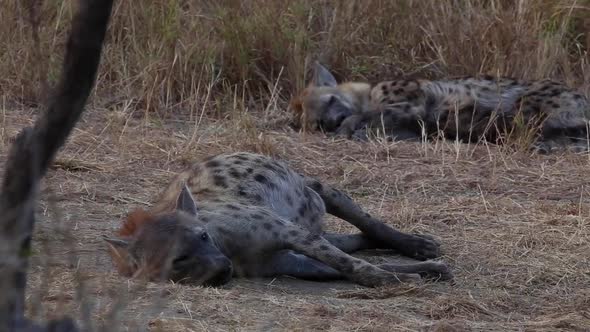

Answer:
[104,184,233,286]
[290,62,371,132]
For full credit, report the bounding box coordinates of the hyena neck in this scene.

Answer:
[339,82,372,114]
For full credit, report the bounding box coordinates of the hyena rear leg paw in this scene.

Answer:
[378,261,453,282]
[397,233,441,260]
[353,270,422,288]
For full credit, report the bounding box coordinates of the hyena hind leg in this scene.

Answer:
[258,250,343,281]
[304,177,441,260]
[279,226,420,287]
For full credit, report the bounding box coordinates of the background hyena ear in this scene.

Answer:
[103,235,135,277]
[176,183,198,216]
[312,62,338,87]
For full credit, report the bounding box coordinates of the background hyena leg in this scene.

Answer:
[282,228,420,287]
[378,262,453,281]
[259,250,343,280]
[322,233,376,253]
[304,178,440,260]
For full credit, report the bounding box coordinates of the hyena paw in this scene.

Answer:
[400,233,441,260]
[334,115,363,138]
[420,261,454,281]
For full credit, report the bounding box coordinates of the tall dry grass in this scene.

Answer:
[1,0,589,115]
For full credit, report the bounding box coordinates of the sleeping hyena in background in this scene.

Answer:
[290,62,590,153]
[104,152,452,287]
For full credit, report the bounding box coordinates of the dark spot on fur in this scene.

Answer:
[251,225,258,231]
[308,181,323,192]
[546,100,559,108]
[263,222,273,230]
[301,234,320,246]
[288,230,300,237]
[285,194,293,205]
[246,168,254,174]
[229,168,242,179]
[263,162,278,172]
[297,204,306,217]
[406,92,419,101]
[200,216,210,223]
[309,216,319,224]
[237,187,248,196]
[205,159,221,168]
[251,213,264,220]
[319,245,329,251]
[272,231,279,237]
[212,175,228,188]
[529,105,540,113]
[254,174,268,184]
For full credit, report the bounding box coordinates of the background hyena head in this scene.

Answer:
[104,185,233,286]
[290,62,370,132]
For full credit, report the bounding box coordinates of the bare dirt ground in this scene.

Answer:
[2,104,590,331]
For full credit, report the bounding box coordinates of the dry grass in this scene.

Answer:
[1,0,590,331]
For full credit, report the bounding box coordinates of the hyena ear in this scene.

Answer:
[103,236,129,248]
[103,235,135,277]
[312,62,338,88]
[176,183,198,216]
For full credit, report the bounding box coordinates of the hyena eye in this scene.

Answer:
[201,232,208,241]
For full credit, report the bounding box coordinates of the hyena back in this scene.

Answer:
[290,63,590,153]
[104,152,452,287]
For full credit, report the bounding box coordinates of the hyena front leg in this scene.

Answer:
[378,262,453,281]
[279,226,420,287]
[322,233,375,253]
[305,178,441,260]
[258,250,343,281]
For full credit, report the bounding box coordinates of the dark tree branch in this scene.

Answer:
[0,1,114,331]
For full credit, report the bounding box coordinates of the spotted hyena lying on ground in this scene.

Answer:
[104,152,452,287]
[290,63,590,153]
